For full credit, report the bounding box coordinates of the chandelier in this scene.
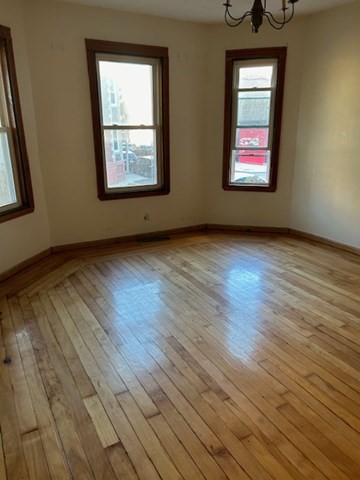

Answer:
[223,0,299,33]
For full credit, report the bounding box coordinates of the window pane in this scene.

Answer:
[99,60,154,126]
[104,129,157,189]
[238,66,273,89]
[230,149,270,185]
[237,91,271,127]
[0,131,17,207]
[236,128,269,148]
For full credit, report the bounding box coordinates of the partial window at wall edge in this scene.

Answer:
[86,39,170,200]
[223,47,287,192]
[0,25,34,224]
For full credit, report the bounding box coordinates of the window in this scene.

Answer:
[223,47,287,192]
[0,25,33,223]
[86,40,170,200]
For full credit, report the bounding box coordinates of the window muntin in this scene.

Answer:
[0,26,33,222]
[86,40,170,200]
[223,48,287,192]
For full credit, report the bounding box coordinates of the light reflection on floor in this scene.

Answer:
[218,265,269,361]
[101,248,272,368]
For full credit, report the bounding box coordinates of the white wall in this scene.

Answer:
[24,0,208,246]
[1,0,359,276]
[24,0,307,246]
[291,1,360,247]
[204,19,305,227]
[0,0,51,274]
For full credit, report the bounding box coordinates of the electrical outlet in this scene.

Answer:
[144,213,150,221]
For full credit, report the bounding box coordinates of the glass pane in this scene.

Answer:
[230,149,270,185]
[0,132,17,207]
[104,129,158,189]
[238,66,274,89]
[237,91,271,127]
[99,61,153,126]
[236,128,269,148]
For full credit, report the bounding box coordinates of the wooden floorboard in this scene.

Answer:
[0,233,359,479]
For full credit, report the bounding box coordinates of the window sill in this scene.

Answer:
[0,205,35,224]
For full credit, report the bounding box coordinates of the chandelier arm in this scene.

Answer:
[264,3,295,26]
[224,9,252,27]
[264,13,287,30]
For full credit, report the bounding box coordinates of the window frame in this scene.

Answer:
[0,25,34,223]
[223,47,287,192]
[86,39,170,200]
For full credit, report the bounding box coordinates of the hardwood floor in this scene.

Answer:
[0,232,359,479]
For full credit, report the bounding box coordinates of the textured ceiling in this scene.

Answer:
[54,0,358,23]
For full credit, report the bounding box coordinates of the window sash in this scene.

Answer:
[102,126,163,193]
[95,53,162,129]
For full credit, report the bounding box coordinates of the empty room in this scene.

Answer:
[0,0,359,478]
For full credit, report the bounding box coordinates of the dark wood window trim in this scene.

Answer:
[0,25,34,224]
[223,47,287,192]
[86,39,170,200]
